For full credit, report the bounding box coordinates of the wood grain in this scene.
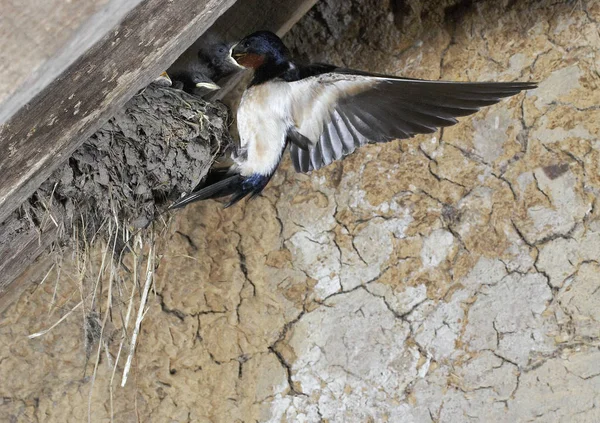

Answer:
[0,0,236,226]
[0,0,144,124]
[0,213,59,299]
[213,0,318,40]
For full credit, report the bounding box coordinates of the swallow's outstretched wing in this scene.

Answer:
[287,72,536,172]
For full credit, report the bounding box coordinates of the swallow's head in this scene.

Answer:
[231,31,289,69]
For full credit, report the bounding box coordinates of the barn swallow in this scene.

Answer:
[170,31,536,209]
[167,33,240,95]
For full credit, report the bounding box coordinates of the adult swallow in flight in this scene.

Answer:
[170,31,536,209]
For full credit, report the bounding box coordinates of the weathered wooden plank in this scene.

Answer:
[0,213,59,299]
[212,0,318,40]
[0,0,237,226]
[0,0,144,124]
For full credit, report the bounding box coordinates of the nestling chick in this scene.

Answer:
[167,33,240,95]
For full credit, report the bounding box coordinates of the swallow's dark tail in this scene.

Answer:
[169,170,274,210]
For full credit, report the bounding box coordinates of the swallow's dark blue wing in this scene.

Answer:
[287,73,536,172]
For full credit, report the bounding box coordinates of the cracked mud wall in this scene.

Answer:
[1,0,600,421]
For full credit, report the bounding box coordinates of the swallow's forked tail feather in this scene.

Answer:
[169,172,274,210]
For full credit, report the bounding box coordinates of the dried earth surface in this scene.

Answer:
[1,0,600,422]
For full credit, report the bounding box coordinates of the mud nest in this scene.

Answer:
[18,85,232,244]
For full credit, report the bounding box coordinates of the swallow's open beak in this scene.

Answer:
[228,43,247,69]
[230,43,247,61]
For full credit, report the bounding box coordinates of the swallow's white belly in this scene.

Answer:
[236,80,293,176]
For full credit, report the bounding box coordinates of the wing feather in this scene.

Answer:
[325,112,345,159]
[309,144,322,170]
[287,73,536,173]
[318,123,336,167]
[338,110,378,148]
[291,144,311,172]
[290,144,302,171]
[330,111,357,155]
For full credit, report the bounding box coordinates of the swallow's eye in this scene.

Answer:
[218,46,226,54]
[243,41,250,48]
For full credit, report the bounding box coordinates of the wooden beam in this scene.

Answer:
[0,0,144,124]
[0,213,59,298]
[0,0,237,226]
[211,0,318,40]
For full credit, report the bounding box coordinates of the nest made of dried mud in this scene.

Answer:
[15,84,232,247]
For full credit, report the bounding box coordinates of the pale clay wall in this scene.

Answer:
[1,0,600,421]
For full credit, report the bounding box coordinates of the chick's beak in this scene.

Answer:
[230,43,247,61]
